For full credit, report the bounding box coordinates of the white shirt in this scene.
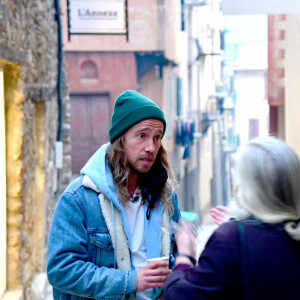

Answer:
[125,191,152,300]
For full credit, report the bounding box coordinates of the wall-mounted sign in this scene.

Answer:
[68,0,127,34]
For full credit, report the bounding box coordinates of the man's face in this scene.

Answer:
[123,119,164,174]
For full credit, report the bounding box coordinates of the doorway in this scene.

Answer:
[70,94,111,173]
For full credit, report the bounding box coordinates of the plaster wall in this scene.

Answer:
[285,14,300,156]
[164,0,181,64]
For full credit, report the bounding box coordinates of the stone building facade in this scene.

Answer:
[0,1,71,299]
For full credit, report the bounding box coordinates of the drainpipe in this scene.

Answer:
[54,0,64,195]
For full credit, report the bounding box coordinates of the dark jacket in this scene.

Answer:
[163,219,300,300]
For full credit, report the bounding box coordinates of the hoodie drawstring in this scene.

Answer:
[111,201,117,269]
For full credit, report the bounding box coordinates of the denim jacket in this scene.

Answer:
[47,143,181,300]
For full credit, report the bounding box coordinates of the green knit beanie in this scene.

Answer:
[109,90,166,143]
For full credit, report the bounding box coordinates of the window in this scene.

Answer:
[80,60,98,81]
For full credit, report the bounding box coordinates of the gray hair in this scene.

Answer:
[232,136,300,240]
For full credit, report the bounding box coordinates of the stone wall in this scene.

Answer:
[0,0,71,298]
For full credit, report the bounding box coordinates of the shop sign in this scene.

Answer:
[69,0,127,34]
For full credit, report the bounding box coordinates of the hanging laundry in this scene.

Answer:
[189,121,195,145]
[176,119,195,159]
[176,120,182,145]
[181,122,190,159]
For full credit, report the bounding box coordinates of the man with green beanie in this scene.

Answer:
[47,90,181,300]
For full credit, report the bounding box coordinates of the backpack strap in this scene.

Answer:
[236,221,250,300]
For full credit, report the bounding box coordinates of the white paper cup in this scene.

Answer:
[147,256,169,269]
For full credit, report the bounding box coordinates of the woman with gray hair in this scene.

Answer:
[163,136,300,299]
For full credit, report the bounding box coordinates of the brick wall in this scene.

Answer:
[268,15,286,107]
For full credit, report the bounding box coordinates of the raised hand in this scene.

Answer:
[175,220,197,259]
[210,205,230,225]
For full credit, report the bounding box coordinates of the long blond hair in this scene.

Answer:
[107,136,175,215]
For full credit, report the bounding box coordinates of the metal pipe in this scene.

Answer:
[54,0,64,196]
